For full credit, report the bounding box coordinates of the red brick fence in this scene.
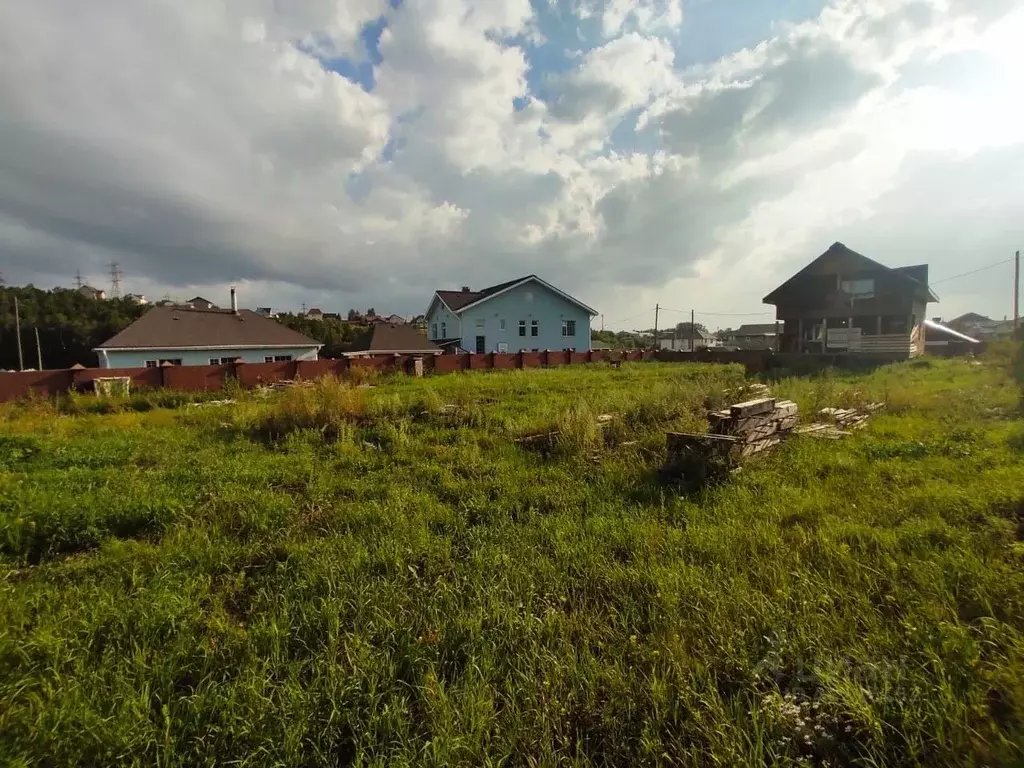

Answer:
[0,346,929,403]
[0,349,659,403]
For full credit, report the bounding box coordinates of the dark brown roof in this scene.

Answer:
[348,324,441,354]
[434,275,598,315]
[763,242,939,305]
[435,276,531,311]
[96,307,320,349]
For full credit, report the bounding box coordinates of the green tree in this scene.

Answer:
[0,286,147,369]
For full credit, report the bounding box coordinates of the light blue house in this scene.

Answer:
[425,275,598,353]
[95,298,321,368]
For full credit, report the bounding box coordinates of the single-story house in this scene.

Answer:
[188,296,218,310]
[345,324,441,356]
[764,242,937,358]
[725,324,779,350]
[426,275,598,353]
[78,285,106,300]
[95,293,321,368]
[304,308,324,321]
[923,318,981,353]
[124,293,149,305]
[660,327,716,352]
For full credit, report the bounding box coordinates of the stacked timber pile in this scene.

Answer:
[664,396,799,489]
[796,403,884,439]
[707,397,799,457]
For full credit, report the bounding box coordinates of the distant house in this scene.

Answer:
[947,313,999,339]
[660,326,716,352]
[94,301,321,368]
[725,324,780,350]
[425,275,598,353]
[923,319,981,352]
[124,293,149,305]
[78,285,106,300]
[346,324,441,356]
[763,242,938,358]
[305,308,324,321]
[382,314,406,325]
[188,296,218,310]
[255,307,275,318]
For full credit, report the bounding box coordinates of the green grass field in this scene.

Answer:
[2,351,1023,767]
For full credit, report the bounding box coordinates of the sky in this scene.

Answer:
[1,0,1022,331]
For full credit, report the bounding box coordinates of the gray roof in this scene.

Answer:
[348,324,441,354]
[97,306,320,349]
[733,323,779,336]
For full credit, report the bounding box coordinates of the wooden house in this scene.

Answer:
[763,242,938,358]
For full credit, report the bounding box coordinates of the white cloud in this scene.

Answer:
[0,0,1021,324]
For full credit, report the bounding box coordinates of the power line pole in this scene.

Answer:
[109,261,122,298]
[75,270,83,289]
[14,296,24,371]
[601,314,604,332]
[690,309,695,353]
[653,304,659,350]
[35,327,43,370]
[1015,249,1020,331]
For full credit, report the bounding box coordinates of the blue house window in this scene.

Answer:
[441,322,446,337]
[519,321,526,337]
[562,320,576,337]
[531,320,538,337]
[431,323,437,338]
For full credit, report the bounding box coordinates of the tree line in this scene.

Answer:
[0,287,380,369]
[0,286,147,370]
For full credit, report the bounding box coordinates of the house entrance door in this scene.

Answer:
[475,335,486,353]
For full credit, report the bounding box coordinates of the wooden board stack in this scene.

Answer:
[796,402,884,439]
[707,397,800,457]
[664,395,800,489]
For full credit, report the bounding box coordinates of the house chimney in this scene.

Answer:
[230,286,238,314]
[461,285,471,292]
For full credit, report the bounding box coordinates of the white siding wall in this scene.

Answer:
[100,346,319,368]
[425,301,461,341]
[458,282,593,353]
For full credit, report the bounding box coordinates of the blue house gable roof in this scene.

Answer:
[431,275,598,317]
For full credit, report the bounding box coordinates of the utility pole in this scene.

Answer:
[601,314,604,332]
[653,304,659,350]
[690,309,695,353]
[14,296,24,371]
[35,327,43,370]
[1014,249,1020,331]
[75,270,83,289]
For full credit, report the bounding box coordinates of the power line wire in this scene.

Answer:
[931,258,1013,286]
[659,306,772,317]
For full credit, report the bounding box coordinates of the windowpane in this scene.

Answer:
[145,360,158,368]
[500,319,506,330]
[841,278,875,299]
[265,356,274,363]
[274,355,292,362]
[531,320,538,337]
[519,320,526,337]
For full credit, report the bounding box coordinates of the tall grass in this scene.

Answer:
[0,354,1022,766]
